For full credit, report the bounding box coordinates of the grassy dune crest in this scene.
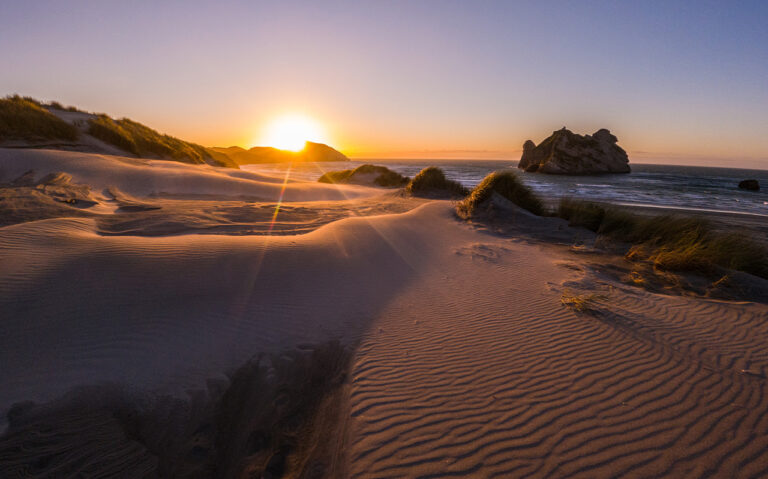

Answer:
[558,198,768,279]
[457,171,545,217]
[406,166,469,198]
[0,95,79,142]
[318,164,408,187]
[86,115,140,155]
[0,95,236,167]
[87,116,231,166]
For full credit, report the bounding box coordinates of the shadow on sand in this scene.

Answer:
[0,340,351,478]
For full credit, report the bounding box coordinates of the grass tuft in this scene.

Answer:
[405,166,469,198]
[560,290,605,314]
[318,164,408,187]
[457,170,545,217]
[557,198,768,279]
[0,95,79,142]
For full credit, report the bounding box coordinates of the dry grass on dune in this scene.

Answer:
[1,95,237,167]
[405,166,469,198]
[558,198,768,279]
[318,164,409,187]
[86,115,141,155]
[457,170,545,217]
[46,101,79,112]
[87,115,235,167]
[0,95,80,142]
[560,290,606,314]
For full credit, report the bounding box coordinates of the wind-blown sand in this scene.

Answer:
[0,149,376,201]
[1,148,767,477]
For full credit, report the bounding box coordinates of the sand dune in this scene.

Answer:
[0,203,452,420]
[0,148,375,201]
[1,153,767,477]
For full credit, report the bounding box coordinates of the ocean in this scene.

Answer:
[243,160,768,217]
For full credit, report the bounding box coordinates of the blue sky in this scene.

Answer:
[1,1,766,166]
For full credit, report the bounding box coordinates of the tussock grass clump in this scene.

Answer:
[557,198,768,279]
[405,166,469,198]
[457,171,545,217]
[318,169,352,184]
[0,95,79,142]
[560,290,605,314]
[318,164,408,187]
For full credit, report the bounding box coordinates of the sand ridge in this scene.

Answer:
[0,148,377,201]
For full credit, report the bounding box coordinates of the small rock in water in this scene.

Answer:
[738,179,760,191]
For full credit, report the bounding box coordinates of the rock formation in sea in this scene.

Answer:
[518,128,630,175]
[738,179,760,191]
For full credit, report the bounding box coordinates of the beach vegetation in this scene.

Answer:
[457,170,545,217]
[560,290,605,314]
[87,115,234,167]
[406,166,469,198]
[0,95,79,142]
[557,198,768,279]
[87,115,140,154]
[318,164,409,187]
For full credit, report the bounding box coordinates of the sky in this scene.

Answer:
[1,0,767,167]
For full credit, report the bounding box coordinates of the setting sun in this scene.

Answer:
[259,114,327,151]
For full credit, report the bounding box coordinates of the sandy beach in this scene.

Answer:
[1,148,767,477]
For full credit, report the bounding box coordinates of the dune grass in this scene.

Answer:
[0,95,79,142]
[457,171,545,217]
[87,115,140,154]
[88,115,205,162]
[0,95,235,167]
[557,198,768,279]
[406,166,469,198]
[46,101,80,112]
[87,115,234,167]
[318,169,352,184]
[560,290,605,314]
[318,164,409,187]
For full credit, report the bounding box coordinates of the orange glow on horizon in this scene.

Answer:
[256,114,328,151]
